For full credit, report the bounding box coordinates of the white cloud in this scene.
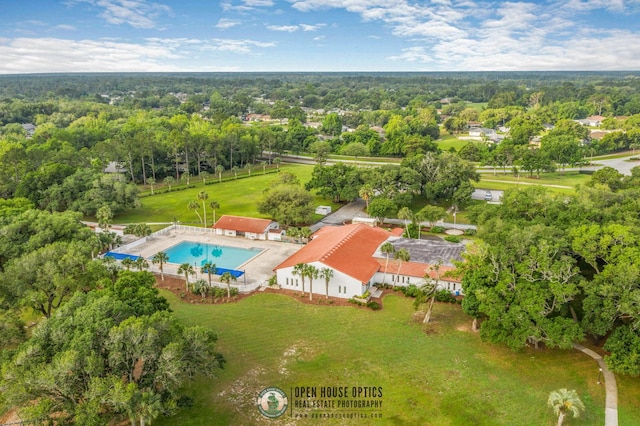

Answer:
[203,38,276,53]
[300,23,326,31]
[267,25,299,32]
[289,0,640,70]
[563,0,632,12]
[313,35,325,41]
[221,0,274,11]
[387,46,433,63]
[244,0,274,6]
[72,0,172,29]
[266,23,325,32]
[55,24,77,31]
[216,18,241,29]
[0,37,276,74]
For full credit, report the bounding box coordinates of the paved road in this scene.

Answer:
[310,199,476,233]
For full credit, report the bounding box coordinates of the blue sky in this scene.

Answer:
[0,0,639,73]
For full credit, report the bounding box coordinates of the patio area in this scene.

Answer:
[107,225,301,292]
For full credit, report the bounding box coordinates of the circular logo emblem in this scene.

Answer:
[257,387,288,418]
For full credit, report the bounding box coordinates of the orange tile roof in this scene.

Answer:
[213,215,272,234]
[274,224,392,283]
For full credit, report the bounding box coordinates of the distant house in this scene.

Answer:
[21,123,36,137]
[590,130,607,140]
[468,127,496,138]
[576,116,606,127]
[212,215,276,240]
[274,224,464,299]
[104,161,127,173]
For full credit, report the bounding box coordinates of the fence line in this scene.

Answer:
[108,224,268,294]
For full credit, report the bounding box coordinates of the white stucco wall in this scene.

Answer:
[276,261,371,299]
[372,271,464,295]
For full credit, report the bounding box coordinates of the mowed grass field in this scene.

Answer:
[152,291,639,426]
[113,165,332,225]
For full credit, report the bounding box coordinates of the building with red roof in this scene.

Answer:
[213,215,276,240]
[274,223,464,299]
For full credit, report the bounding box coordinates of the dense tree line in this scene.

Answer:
[461,169,640,375]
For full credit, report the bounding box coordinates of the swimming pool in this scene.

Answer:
[158,241,263,270]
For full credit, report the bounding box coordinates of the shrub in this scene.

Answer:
[444,235,462,243]
[435,289,456,303]
[464,228,477,236]
[230,287,239,296]
[401,284,420,298]
[348,298,364,306]
[431,226,446,233]
[176,395,194,408]
[366,301,381,310]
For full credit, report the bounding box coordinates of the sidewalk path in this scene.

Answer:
[573,343,618,426]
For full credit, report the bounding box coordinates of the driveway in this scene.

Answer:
[310,199,367,232]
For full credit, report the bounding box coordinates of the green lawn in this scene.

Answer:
[113,165,335,225]
[154,291,628,426]
[476,171,590,195]
[436,134,469,152]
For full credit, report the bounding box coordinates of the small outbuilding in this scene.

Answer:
[212,215,275,240]
[315,206,332,215]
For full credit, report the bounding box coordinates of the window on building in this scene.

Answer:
[286,277,289,286]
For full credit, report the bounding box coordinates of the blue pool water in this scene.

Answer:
[158,241,263,270]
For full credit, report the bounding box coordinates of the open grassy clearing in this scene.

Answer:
[112,165,333,225]
[476,171,590,194]
[436,134,468,152]
[154,291,628,426]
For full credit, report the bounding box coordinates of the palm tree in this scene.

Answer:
[177,262,195,293]
[137,390,163,426]
[548,389,585,426]
[187,200,203,224]
[393,248,410,289]
[260,160,267,174]
[163,175,175,191]
[414,278,437,324]
[422,262,442,323]
[200,170,209,184]
[380,242,395,285]
[320,267,334,299]
[273,157,281,170]
[305,264,319,301]
[192,279,209,300]
[198,191,209,228]
[292,263,306,296]
[135,257,149,271]
[219,271,237,299]
[245,162,253,176]
[359,184,374,209]
[232,165,239,179]
[152,251,169,281]
[147,177,156,195]
[398,207,414,239]
[121,257,135,270]
[209,200,220,225]
[201,261,216,286]
[215,164,224,182]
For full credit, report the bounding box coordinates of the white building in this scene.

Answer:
[274,224,463,299]
[212,215,276,240]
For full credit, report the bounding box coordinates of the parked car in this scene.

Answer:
[484,191,492,201]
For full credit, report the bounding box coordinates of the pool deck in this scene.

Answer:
[116,228,301,289]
